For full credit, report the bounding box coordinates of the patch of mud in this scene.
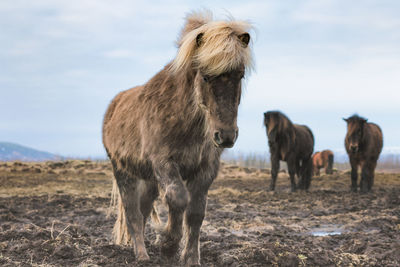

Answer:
[0,161,399,266]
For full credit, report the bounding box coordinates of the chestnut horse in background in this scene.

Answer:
[264,111,314,192]
[103,11,253,266]
[344,114,383,193]
[312,150,334,175]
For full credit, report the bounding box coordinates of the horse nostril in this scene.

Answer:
[213,129,237,148]
[235,129,239,139]
[214,131,222,145]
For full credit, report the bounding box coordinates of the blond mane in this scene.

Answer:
[170,11,254,76]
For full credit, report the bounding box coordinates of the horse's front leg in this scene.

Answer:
[269,152,280,191]
[182,176,213,267]
[350,158,358,192]
[153,161,189,258]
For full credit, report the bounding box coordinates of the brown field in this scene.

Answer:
[1,160,399,266]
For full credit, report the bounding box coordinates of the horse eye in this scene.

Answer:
[203,75,210,82]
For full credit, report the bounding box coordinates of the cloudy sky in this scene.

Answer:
[1,0,399,158]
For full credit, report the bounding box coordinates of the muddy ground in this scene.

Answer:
[0,160,399,266]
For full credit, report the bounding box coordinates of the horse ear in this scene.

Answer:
[363,119,368,123]
[264,112,268,117]
[196,33,204,47]
[238,33,250,47]
[343,118,348,122]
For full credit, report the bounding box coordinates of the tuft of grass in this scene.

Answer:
[298,254,307,266]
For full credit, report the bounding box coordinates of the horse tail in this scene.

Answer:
[110,179,161,245]
[151,204,161,225]
[111,179,131,245]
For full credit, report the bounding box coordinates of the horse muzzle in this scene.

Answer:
[350,145,358,153]
[213,128,238,148]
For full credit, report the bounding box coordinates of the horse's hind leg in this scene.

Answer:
[360,164,369,193]
[302,157,313,190]
[140,179,159,234]
[287,156,297,192]
[361,161,376,193]
[113,169,149,261]
[368,162,377,191]
[326,155,334,174]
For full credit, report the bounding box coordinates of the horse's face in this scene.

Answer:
[263,112,279,144]
[344,118,367,153]
[195,66,244,148]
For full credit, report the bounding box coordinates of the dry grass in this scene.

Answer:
[222,151,400,172]
[0,160,113,197]
[1,160,400,266]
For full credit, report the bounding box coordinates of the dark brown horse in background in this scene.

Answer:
[312,150,334,175]
[263,111,314,192]
[103,11,253,266]
[344,115,383,193]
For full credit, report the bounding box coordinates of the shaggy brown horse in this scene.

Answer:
[344,115,383,193]
[312,150,334,175]
[263,111,314,192]
[103,11,253,266]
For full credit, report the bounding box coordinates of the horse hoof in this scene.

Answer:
[184,260,200,267]
[269,186,275,192]
[182,255,200,267]
[136,252,150,262]
[161,241,180,258]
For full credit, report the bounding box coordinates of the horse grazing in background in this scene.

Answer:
[344,115,383,193]
[312,150,334,175]
[103,11,253,266]
[263,111,314,192]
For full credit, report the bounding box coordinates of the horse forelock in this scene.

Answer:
[347,122,358,136]
[346,116,366,138]
[266,112,288,134]
[178,10,213,40]
[170,11,254,76]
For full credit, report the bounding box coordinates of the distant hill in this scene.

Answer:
[0,142,60,161]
